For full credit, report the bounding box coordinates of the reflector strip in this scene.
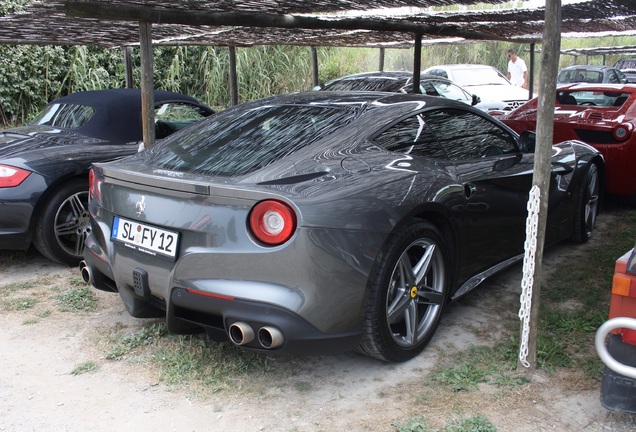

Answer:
[186,289,234,301]
[612,275,633,297]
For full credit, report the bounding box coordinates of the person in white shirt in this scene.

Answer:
[506,48,528,89]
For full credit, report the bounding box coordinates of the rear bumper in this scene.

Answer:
[600,334,636,414]
[171,287,362,355]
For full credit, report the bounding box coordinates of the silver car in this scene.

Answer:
[82,92,603,362]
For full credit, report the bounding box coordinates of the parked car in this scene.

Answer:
[423,64,533,109]
[557,65,629,86]
[314,71,508,112]
[498,83,636,203]
[595,245,636,413]
[0,88,214,266]
[81,91,603,362]
[613,58,636,83]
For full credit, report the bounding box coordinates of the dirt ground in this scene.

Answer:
[1,210,636,432]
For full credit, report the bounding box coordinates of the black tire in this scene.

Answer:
[33,179,91,266]
[358,221,450,362]
[571,162,600,243]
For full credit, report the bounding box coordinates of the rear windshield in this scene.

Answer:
[31,103,95,129]
[556,90,630,107]
[557,69,603,84]
[322,78,406,92]
[147,104,359,177]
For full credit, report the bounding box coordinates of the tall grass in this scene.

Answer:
[3,34,636,127]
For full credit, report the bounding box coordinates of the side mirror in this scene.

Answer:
[519,130,536,153]
[471,94,481,106]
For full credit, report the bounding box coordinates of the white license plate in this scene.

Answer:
[111,216,179,258]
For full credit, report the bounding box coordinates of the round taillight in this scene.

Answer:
[613,124,632,141]
[249,200,297,246]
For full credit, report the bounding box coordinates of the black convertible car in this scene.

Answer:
[0,88,214,265]
[82,92,603,362]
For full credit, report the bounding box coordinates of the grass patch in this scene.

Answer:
[56,285,98,312]
[71,361,99,375]
[537,207,636,377]
[431,340,528,392]
[101,321,276,393]
[393,415,498,432]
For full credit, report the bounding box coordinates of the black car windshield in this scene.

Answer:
[147,104,359,177]
[31,103,95,129]
[322,78,406,92]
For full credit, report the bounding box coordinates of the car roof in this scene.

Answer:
[324,71,452,83]
[42,88,208,142]
[235,90,474,113]
[425,64,496,70]
[559,65,616,72]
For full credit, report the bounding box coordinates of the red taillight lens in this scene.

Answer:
[88,167,102,202]
[0,165,31,188]
[249,200,297,246]
[613,123,632,141]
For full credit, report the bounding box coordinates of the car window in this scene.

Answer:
[422,109,517,160]
[321,78,405,92]
[607,70,619,84]
[31,103,95,129]
[373,114,447,159]
[616,69,628,84]
[559,90,631,107]
[154,102,210,138]
[558,69,603,84]
[147,104,359,176]
[430,80,471,103]
[451,67,509,86]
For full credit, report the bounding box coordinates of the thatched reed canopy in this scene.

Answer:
[0,1,635,49]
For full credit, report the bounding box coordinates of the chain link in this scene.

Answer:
[518,185,540,368]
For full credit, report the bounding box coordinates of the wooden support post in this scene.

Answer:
[123,47,134,89]
[412,34,422,94]
[518,0,561,372]
[139,21,155,149]
[528,42,535,100]
[229,46,238,106]
[379,47,385,72]
[311,46,319,87]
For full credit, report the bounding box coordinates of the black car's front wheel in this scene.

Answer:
[359,221,450,362]
[33,179,91,266]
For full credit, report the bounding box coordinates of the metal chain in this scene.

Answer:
[518,185,540,368]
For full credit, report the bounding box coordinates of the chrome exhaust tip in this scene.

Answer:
[228,322,255,346]
[79,260,92,284]
[258,326,284,349]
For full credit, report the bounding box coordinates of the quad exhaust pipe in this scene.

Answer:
[258,326,284,349]
[228,322,284,349]
[79,260,92,285]
[228,322,255,346]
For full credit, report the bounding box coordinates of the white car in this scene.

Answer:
[423,64,533,109]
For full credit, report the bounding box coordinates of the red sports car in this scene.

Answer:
[499,83,636,202]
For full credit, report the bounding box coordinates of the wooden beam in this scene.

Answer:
[65,1,537,44]
[311,46,319,87]
[379,47,385,72]
[519,0,562,373]
[139,21,155,149]
[412,34,422,94]
[528,42,535,99]
[229,46,238,106]
[123,46,134,89]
